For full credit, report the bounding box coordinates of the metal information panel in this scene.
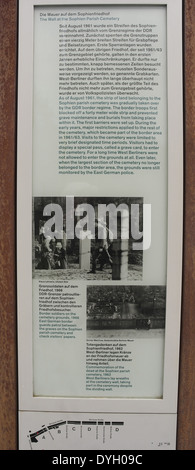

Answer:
[17,0,183,450]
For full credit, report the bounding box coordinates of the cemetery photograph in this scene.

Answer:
[32,196,143,281]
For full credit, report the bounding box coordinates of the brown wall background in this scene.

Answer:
[0,0,195,450]
[177,0,195,450]
[0,0,18,450]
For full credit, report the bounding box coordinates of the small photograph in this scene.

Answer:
[33,196,143,281]
[87,285,166,336]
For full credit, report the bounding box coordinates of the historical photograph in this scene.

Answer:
[33,196,143,281]
[87,285,166,336]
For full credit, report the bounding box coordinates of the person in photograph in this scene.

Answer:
[89,218,113,273]
[38,236,53,269]
[54,241,67,269]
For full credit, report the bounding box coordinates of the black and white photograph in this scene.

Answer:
[33,196,143,281]
[87,285,166,337]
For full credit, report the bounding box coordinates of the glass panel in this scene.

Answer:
[32,4,167,399]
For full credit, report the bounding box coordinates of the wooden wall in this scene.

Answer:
[0,0,195,450]
[177,0,195,449]
[0,0,18,450]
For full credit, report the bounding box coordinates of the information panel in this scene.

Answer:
[17,0,183,450]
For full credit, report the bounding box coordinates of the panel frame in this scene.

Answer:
[17,0,183,417]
